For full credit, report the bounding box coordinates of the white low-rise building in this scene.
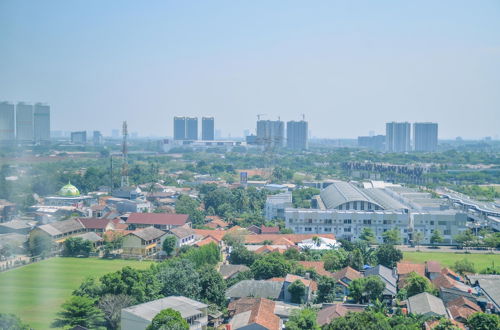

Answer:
[265,192,293,220]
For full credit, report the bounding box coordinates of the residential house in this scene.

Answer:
[446,297,482,323]
[246,225,261,235]
[260,226,280,234]
[363,265,397,300]
[406,292,448,318]
[121,296,208,330]
[205,216,228,230]
[122,227,166,256]
[397,262,426,288]
[0,220,34,235]
[169,226,196,248]
[432,274,474,294]
[35,219,86,244]
[426,261,442,280]
[440,287,479,306]
[73,232,104,249]
[298,261,333,277]
[77,218,115,233]
[219,264,251,280]
[126,213,190,231]
[331,266,362,296]
[467,274,500,314]
[282,274,317,303]
[228,298,281,330]
[317,304,366,327]
[226,280,284,301]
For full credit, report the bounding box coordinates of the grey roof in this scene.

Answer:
[169,226,195,239]
[130,226,166,241]
[122,296,207,321]
[362,189,409,210]
[406,292,447,317]
[38,219,84,236]
[364,265,397,296]
[468,275,500,309]
[219,264,250,279]
[226,280,283,300]
[320,182,380,209]
[0,220,33,230]
[74,232,103,243]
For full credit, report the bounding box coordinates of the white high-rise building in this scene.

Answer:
[16,102,34,143]
[0,102,15,142]
[386,122,411,152]
[413,122,438,152]
[34,103,50,143]
[286,120,308,150]
[256,120,284,148]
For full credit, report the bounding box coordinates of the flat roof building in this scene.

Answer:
[34,103,50,143]
[16,102,34,142]
[413,122,438,152]
[0,102,15,142]
[202,117,214,140]
[386,122,410,152]
[286,120,308,150]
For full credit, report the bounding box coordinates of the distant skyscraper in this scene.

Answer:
[386,122,411,152]
[93,131,103,145]
[286,120,308,150]
[413,122,438,152]
[34,103,50,143]
[16,102,34,142]
[202,117,214,140]
[173,116,186,140]
[0,102,15,142]
[186,117,198,140]
[256,120,285,148]
[358,135,385,151]
[71,131,87,144]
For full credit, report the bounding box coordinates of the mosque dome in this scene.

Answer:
[59,182,80,197]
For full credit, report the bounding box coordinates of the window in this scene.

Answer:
[307,219,313,223]
[444,230,451,235]
[353,202,358,210]
[430,221,434,225]
[305,227,312,232]
[345,203,350,210]
[363,219,371,225]
[438,221,446,226]
[344,228,351,232]
[325,219,332,224]
[344,219,352,224]
[324,228,331,232]
[383,220,392,225]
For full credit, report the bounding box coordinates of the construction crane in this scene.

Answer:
[301,114,305,121]
[256,114,266,121]
[121,121,129,188]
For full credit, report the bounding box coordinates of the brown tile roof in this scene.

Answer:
[228,298,280,330]
[441,267,461,281]
[126,213,189,225]
[447,296,481,312]
[317,304,349,326]
[193,229,226,241]
[426,261,441,273]
[397,262,426,277]
[285,274,318,291]
[169,225,195,239]
[260,226,280,234]
[425,319,465,330]
[298,261,333,277]
[128,226,166,241]
[448,305,477,321]
[206,216,228,228]
[254,245,285,254]
[77,218,113,229]
[244,234,335,245]
[332,266,362,282]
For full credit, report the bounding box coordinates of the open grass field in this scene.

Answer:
[403,251,500,272]
[0,257,153,329]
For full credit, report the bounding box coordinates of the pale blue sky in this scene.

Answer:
[1,1,499,139]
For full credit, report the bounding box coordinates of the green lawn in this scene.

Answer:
[0,257,153,329]
[403,251,500,272]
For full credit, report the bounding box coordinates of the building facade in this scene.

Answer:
[16,102,34,143]
[174,116,187,140]
[186,117,198,140]
[71,131,87,144]
[286,120,308,150]
[0,102,15,142]
[256,120,284,148]
[202,116,214,140]
[413,122,438,152]
[33,103,50,143]
[386,122,411,152]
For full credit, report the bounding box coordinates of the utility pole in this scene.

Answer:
[121,121,129,187]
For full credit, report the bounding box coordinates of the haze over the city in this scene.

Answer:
[1,1,499,139]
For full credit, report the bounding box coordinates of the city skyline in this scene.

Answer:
[1,1,499,139]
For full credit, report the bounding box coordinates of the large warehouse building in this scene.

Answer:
[285,181,467,245]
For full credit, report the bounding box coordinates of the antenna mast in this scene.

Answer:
[121,121,129,187]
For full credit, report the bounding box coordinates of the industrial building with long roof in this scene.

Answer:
[285,181,468,245]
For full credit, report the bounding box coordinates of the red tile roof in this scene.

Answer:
[126,213,189,225]
[447,296,481,312]
[193,229,226,241]
[448,305,477,321]
[332,266,362,282]
[426,261,441,273]
[317,304,349,326]
[195,237,219,247]
[260,226,280,234]
[298,261,333,277]
[228,298,280,330]
[397,262,426,277]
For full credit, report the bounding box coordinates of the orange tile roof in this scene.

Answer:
[447,296,481,312]
[441,267,461,281]
[397,262,426,277]
[285,274,318,291]
[448,305,477,321]
[426,261,442,273]
[195,237,219,247]
[332,266,362,282]
[254,245,286,254]
[193,229,225,241]
[244,233,335,245]
[228,298,280,330]
[432,274,458,290]
[298,261,333,277]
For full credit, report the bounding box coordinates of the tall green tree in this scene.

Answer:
[375,244,403,268]
[288,280,307,304]
[55,296,105,329]
[146,308,189,330]
[63,237,93,257]
[454,259,475,275]
[382,229,401,245]
[323,311,391,330]
[98,294,134,330]
[198,265,226,307]
[359,228,377,244]
[28,231,53,257]
[285,308,320,330]
[0,313,30,330]
[430,230,444,247]
[316,277,339,303]
[162,236,177,256]
[157,259,201,299]
[228,245,257,266]
[404,272,436,297]
[467,312,500,330]
[251,253,292,279]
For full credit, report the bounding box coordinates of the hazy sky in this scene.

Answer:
[1,1,499,139]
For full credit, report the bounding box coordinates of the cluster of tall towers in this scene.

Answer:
[385,122,438,152]
[251,118,308,150]
[0,101,50,144]
[173,116,215,141]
